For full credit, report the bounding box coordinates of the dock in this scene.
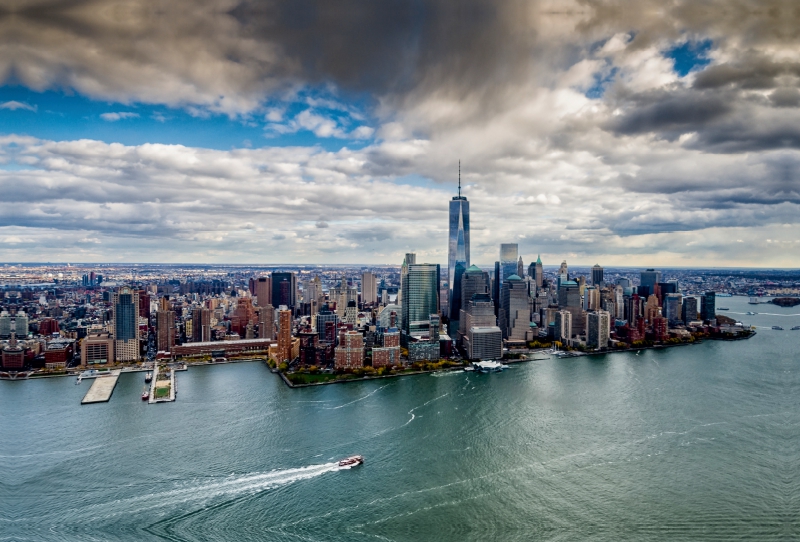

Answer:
[81,371,121,404]
[148,365,176,403]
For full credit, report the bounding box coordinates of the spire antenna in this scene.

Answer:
[458,160,461,198]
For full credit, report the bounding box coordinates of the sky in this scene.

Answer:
[0,0,798,267]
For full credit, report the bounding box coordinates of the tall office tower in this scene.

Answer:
[493,261,501,315]
[257,304,275,339]
[158,296,170,312]
[14,312,28,338]
[138,291,150,319]
[192,307,212,342]
[557,280,584,337]
[587,310,610,349]
[614,285,625,320]
[499,244,519,286]
[361,272,378,305]
[664,293,683,325]
[255,276,271,307]
[0,310,11,339]
[529,255,544,288]
[463,294,502,360]
[592,264,604,286]
[459,265,491,322]
[616,277,631,288]
[627,294,642,325]
[682,296,698,324]
[644,294,660,323]
[344,300,358,325]
[640,269,661,297]
[398,253,416,307]
[517,256,524,278]
[315,304,340,344]
[498,274,530,341]
[112,287,140,362]
[582,286,597,310]
[701,291,716,322]
[401,263,440,341]
[554,310,572,342]
[271,272,296,310]
[334,331,364,369]
[448,167,470,321]
[156,310,175,352]
[559,260,568,277]
[277,307,293,362]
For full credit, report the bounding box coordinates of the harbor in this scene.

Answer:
[80,370,121,404]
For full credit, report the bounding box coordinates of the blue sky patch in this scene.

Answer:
[666,39,713,77]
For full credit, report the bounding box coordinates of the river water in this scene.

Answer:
[2,296,799,541]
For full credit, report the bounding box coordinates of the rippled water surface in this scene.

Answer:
[2,296,800,541]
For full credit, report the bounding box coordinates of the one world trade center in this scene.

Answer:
[448,163,470,321]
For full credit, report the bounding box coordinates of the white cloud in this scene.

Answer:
[100,112,140,121]
[0,101,37,112]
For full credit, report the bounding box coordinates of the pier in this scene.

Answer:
[148,364,176,403]
[81,371,121,404]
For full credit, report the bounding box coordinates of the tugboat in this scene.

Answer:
[144,372,152,383]
[338,455,364,468]
[141,387,150,401]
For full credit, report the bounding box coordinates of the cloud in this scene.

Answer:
[0,101,37,112]
[100,112,140,121]
[1,1,799,265]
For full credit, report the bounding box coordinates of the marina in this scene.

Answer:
[80,370,120,404]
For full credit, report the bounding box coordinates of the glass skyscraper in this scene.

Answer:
[402,263,441,340]
[448,176,470,320]
[499,243,519,286]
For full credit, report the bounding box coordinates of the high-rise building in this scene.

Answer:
[459,265,490,315]
[14,312,28,338]
[255,276,271,307]
[401,263,440,341]
[592,264,604,286]
[448,167,470,320]
[663,293,683,325]
[335,331,364,369]
[586,310,610,349]
[528,255,544,289]
[0,310,11,339]
[271,272,296,310]
[344,300,358,325]
[315,304,340,345]
[554,311,572,342]
[517,256,524,279]
[498,274,530,341]
[112,287,139,362]
[276,307,292,362]
[701,291,716,322]
[81,332,114,366]
[361,272,378,305]
[156,310,175,352]
[398,253,416,307]
[2,332,24,370]
[640,269,661,297]
[499,244,519,287]
[192,307,212,342]
[682,296,698,324]
[257,304,275,340]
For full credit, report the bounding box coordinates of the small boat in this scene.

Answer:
[338,455,364,468]
[718,307,730,311]
[746,312,757,315]
[144,372,152,383]
[791,326,800,331]
[141,387,149,401]
[772,326,784,330]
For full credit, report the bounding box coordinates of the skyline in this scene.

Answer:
[1,1,798,266]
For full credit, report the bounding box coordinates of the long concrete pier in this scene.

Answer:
[81,370,121,404]
[148,365,176,404]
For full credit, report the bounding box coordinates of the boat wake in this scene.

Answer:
[48,463,341,523]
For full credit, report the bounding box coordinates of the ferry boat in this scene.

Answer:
[141,387,149,401]
[338,455,364,468]
[472,360,509,373]
[144,372,152,383]
[772,326,784,331]
[749,297,760,304]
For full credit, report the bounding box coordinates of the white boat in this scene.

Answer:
[472,360,508,373]
[772,326,784,330]
[338,455,364,468]
[746,311,757,315]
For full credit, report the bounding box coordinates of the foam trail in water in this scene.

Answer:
[41,463,341,523]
